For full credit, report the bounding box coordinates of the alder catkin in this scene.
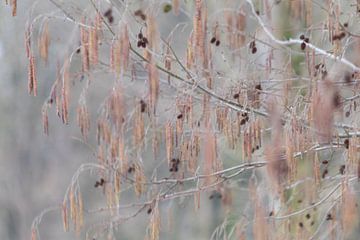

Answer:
[11,0,16,16]
[28,54,37,96]
[61,59,70,124]
[39,21,50,64]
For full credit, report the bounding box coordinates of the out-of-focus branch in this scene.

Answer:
[271,176,357,220]
[245,0,360,72]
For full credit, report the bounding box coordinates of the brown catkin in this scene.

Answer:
[89,24,98,66]
[61,59,70,124]
[118,134,127,173]
[149,203,160,240]
[121,25,130,72]
[31,228,37,240]
[62,200,69,232]
[236,11,246,48]
[28,55,34,95]
[112,86,125,130]
[148,62,159,114]
[145,15,158,60]
[80,20,89,72]
[194,0,203,51]
[134,163,146,197]
[165,43,172,83]
[188,132,200,173]
[109,42,115,71]
[28,54,37,96]
[203,127,218,185]
[165,122,173,165]
[42,104,49,136]
[11,0,16,16]
[186,33,194,70]
[77,191,84,228]
[77,103,90,141]
[134,100,145,148]
[112,38,121,74]
[39,21,50,64]
[173,0,180,15]
[25,26,31,58]
[69,187,76,221]
[55,64,62,118]
[114,168,121,195]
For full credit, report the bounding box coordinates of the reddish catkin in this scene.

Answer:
[134,163,146,197]
[78,192,84,228]
[146,14,158,55]
[110,135,119,164]
[164,42,172,83]
[342,184,358,236]
[25,26,31,58]
[186,33,194,70]
[148,61,159,114]
[11,0,16,16]
[188,131,200,173]
[31,56,37,96]
[134,100,145,148]
[31,227,37,240]
[61,59,70,124]
[236,11,246,48]
[118,134,127,173]
[203,126,217,185]
[109,86,125,130]
[62,200,69,232]
[76,103,90,140]
[193,0,203,53]
[121,25,130,72]
[89,24,98,66]
[149,202,160,240]
[112,38,121,74]
[249,182,269,240]
[173,0,180,15]
[165,122,173,165]
[69,187,76,221]
[55,64,62,118]
[28,54,37,96]
[39,21,50,64]
[109,42,115,71]
[42,103,49,136]
[80,20,89,72]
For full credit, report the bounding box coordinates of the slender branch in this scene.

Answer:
[271,176,357,220]
[245,0,360,71]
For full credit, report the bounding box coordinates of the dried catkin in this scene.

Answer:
[39,21,50,64]
[194,0,204,54]
[134,163,146,197]
[31,227,37,240]
[203,128,218,185]
[89,24,98,66]
[42,104,49,136]
[62,200,69,232]
[77,95,90,140]
[134,100,145,148]
[28,54,37,96]
[165,122,173,165]
[25,26,31,58]
[80,20,89,72]
[149,202,160,240]
[121,25,130,72]
[148,62,159,114]
[186,33,194,70]
[61,59,70,124]
[11,0,16,16]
